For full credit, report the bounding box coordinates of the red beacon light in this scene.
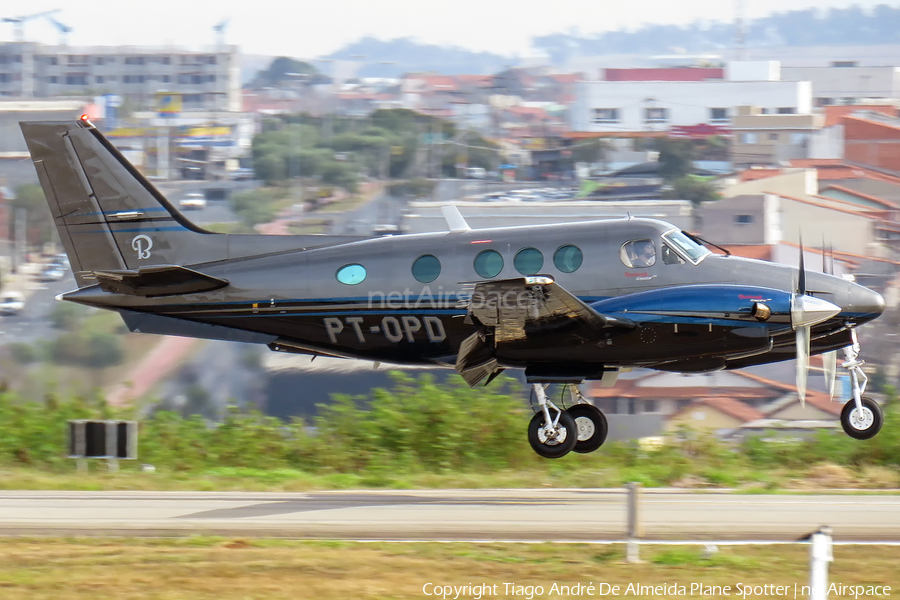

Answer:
[79,114,95,128]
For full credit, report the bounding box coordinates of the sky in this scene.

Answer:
[0,0,893,59]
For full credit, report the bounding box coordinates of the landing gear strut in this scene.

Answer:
[528,384,577,458]
[839,333,883,440]
[527,384,608,458]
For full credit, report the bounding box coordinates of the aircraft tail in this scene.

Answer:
[20,119,231,284]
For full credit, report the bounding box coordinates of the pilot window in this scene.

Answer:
[662,244,685,265]
[514,247,543,275]
[474,249,504,278]
[412,254,441,283]
[620,239,656,268]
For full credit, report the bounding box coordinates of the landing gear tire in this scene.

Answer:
[528,410,578,459]
[840,396,883,440]
[566,404,609,454]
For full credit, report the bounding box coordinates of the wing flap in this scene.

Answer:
[467,277,635,343]
[93,265,228,297]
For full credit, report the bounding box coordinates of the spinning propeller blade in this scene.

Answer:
[790,237,841,407]
[821,238,838,400]
[823,350,838,400]
[796,326,810,405]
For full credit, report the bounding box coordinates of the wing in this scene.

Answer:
[455,276,635,386]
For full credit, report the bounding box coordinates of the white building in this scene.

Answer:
[569,61,812,135]
[782,63,900,107]
[0,42,240,113]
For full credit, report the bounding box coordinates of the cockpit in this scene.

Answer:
[620,229,711,268]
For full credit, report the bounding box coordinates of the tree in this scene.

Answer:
[10,184,54,247]
[655,138,696,181]
[666,175,721,207]
[248,57,326,89]
[570,138,610,164]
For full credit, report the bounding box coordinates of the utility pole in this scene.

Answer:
[12,208,25,273]
[734,0,746,60]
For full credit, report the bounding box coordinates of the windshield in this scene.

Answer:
[662,229,711,265]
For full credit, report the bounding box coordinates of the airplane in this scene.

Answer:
[20,117,886,459]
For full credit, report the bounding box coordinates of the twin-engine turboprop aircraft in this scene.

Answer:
[21,117,886,458]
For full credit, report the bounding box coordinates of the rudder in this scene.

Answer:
[20,119,223,285]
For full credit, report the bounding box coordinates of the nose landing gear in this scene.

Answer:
[527,384,609,458]
[838,332,884,440]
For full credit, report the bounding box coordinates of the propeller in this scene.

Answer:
[821,239,838,400]
[791,237,841,407]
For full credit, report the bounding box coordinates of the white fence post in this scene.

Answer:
[625,482,642,563]
[809,526,833,600]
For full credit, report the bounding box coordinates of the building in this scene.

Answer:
[0,98,93,187]
[781,63,900,107]
[0,42,240,112]
[569,61,812,136]
[843,111,900,172]
[730,106,825,167]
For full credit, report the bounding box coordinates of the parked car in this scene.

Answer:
[37,265,67,281]
[0,291,25,316]
[179,192,207,210]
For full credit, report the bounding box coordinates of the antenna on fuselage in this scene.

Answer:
[442,205,471,233]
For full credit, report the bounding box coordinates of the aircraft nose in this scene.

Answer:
[847,284,885,320]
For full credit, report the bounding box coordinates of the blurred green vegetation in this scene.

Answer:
[251,109,500,188]
[0,372,897,490]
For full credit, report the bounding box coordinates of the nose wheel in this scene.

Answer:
[838,331,884,440]
[840,396,883,440]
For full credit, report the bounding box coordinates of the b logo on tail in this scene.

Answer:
[132,235,153,260]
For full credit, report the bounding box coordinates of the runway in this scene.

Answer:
[0,489,898,541]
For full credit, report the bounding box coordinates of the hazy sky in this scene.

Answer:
[0,0,892,58]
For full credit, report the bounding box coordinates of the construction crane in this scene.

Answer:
[45,15,71,46]
[2,9,60,43]
[213,18,229,47]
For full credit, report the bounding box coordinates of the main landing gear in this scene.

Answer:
[527,384,609,458]
[838,334,884,440]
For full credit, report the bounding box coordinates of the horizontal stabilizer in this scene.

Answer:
[93,265,229,297]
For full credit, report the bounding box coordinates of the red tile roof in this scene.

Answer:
[820,183,900,209]
[604,67,724,82]
[720,245,774,261]
[768,191,880,219]
[738,168,784,182]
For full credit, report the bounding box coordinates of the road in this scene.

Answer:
[0,272,76,343]
[0,489,897,541]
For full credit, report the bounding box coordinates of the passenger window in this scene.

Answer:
[620,239,656,268]
[336,263,367,285]
[662,244,685,265]
[514,247,543,275]
[473,249,503,278]
[553,245,583,273]
[412,254,441,283]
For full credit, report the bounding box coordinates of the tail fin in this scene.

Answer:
[20,119,227,284]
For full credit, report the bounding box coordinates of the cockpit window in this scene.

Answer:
[662,229,712,265]
[662,244,685,265]
[620,239,656,268]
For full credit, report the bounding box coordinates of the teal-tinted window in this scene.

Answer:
[473,249,503,278]
[553,245,583,273]
[514,247,544,275]
[336,263,367,285]
[412,254,441,283]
